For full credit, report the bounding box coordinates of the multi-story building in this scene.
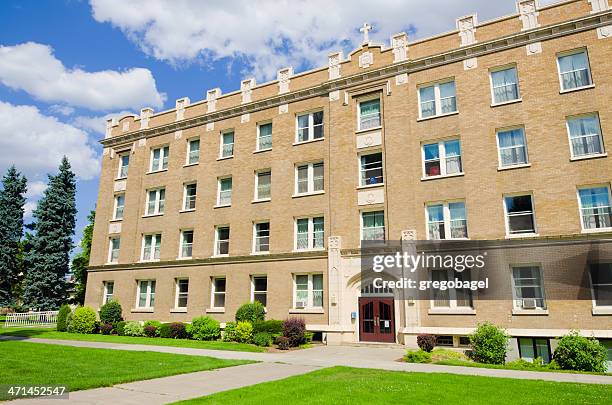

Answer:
[86,0,612,362]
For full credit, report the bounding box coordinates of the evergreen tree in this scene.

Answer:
[71,210,95,305]
[23,157,77,310]
[0,166,27,307]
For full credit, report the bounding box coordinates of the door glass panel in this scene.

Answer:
[378,301,392,334]
[362,301,374,333]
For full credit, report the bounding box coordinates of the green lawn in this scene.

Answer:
[0,340,251,401]
[0,327,266,352]
[174,366,612,405]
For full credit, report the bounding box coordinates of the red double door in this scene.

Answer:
[359,297,395,343]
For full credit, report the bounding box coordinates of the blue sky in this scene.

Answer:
[0,0,557,245]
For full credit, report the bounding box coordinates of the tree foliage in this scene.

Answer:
[71,210,95,304]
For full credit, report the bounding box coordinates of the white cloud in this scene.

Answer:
[0,101,100,181]
[49,105,75,116]
[71,110,135,135]
[24,201,37,219]
[0,42,166,111]
[90,0,559,80]
[25,181,48,199]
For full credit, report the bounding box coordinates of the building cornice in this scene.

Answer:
[101,10,612,149]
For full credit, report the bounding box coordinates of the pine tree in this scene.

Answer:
[0,166,27,307]
[71,210,95,305]
[23,157,77,310]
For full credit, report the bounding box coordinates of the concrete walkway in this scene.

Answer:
[3,335,612,404]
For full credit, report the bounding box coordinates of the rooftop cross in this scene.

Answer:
[360,22,373,44]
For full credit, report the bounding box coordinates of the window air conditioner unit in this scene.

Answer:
[522,298,537,309]
[296,300,307,309]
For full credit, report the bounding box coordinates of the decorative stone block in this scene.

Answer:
[395,73,408,85]
[206,122,214,131]
[140,107,153,129]
[464,57,478,70]
[207,88,221,113]
[328,51,343,80]
[359,51,373,68]
[457,14,477,46]
[517,0,540,31]
[113,179,126,192]
[241,113,250,123]
[329,90,340,101]
[279,103,288,114]
[526,42,542,55]
[175,97,189,121]
[391,32,408,63]
[241,78,255,104]
[277,67,293,94]
[109,222,122,234]
[356,131,382,149]
[357,187,385,206]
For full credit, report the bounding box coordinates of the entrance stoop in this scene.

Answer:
[342,341,405,349]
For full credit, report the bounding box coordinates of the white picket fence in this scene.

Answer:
[3,311,59,328]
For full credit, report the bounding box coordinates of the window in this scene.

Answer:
[108,237,120,263]
[419,80,457,119]
[117,153,129,178]
[557,50,592,91]
[252,276,267,306]
[490,66,520,104]
[567,114,604,158]
[294,274,323,308]
[295,162,324,194]
[518,338,551,364]
[358,98,381,130]
[137,280,156,308]
[220,131,234,158]
[497,128,528,167]
[422,140,462,178]
[146,188,165,215]
[187,139,200,165]
[295,217,324,250]
[150,146,169,172]
[183,183,197,211]
[361,211,385,241]
[113,194,125,220]
[217,177,232,206]
[211,277,226,308]
[175,279,189,309]
[215,226,230,256]
[590,263,612,307]
[504,194,536,235]
[578,186,612,230]
[180,230,194,259]
[141,234,161,261]
[427,201,468,240]
[103,281,114,304]
[253,222,270,253]
[431,269,473,309]
[360,152,383,186]
[296,111,324,142]
[512,266,546,309]
[257,122,272,151]
[255,170,271,200]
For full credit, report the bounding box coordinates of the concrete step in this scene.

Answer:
[341,341,405,349]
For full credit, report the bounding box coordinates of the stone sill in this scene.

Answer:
[421,172,464,181]
[293,137,325,146]
[428,308,476,315]
[170,308,188,313]
[559,84,595,94]
[512,309,549,316]
[289,308,324,314]
[131,308,154,313]
[498,163,531,171]
[417,111,459,122]
[570,153,607,162]
[292,191,325,198]
[206,308,225,314]
[491,98,522,108]
[592,307,612,315]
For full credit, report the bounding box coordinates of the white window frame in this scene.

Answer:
[417,79,457,120]
[179,229,194,259]
[149,146,169,172]
[489,65,521,106]
[293,273,324,309]
[358,151,384,187]
[217,176,232,207]
[211,277,226,309]
[182,182,197,211]
[556,48,593,93]
[566,113,605,160]
[294,161,324,196]
[510,264,547,310]
[294,216,325,251]
[421,138,463,179]
[251,275,268,307]
[219,130,235,158]
[496,126,529,169]
[186,138,200,165]
[103,281,114,304]
[256,121,273,151]
[503,193,538,237]
[174,278,189,309]
[141,233,162,262]
[113,193,125,220]
[108,237,120,264]
[576,184,612,233]
[254,169,271,201]
[357,96,382,132]
[589,263,612,310]
[360,210,385,242]
[425,200,469,240]
[136,279,156,309]
[214,225,230,257]
[117,153,129,179]
[145,188,165,216]
[429,268,473,309]
[252,221,270,254]
[295,110,324,143]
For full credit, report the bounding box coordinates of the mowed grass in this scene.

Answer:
[174,366,612,405]
[0,340,251,400]
[0,327,266,352]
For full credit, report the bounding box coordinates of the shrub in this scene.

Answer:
[304,332,314,344]
[68,306,97,334]
[235,321,254,343]
[282,317,306,347]
[143,325,158,337]
[253,332,272,347]
[417,334,436,353]
[123,321,144,337]
[56,305,71,332]
[115,321,127,336]
[553,331,607,372]
[252,319,283,336]
[235,302,266,324]
[188,316,221,341]
[276,336,290,350]
[469,322,509,365]
[99,300,123,325]
[65,310,74,332]
[100,323,114,335]
[159,322,189,339]
[404,350,432,363]
[223,322,237,342]
[143,320,162,337]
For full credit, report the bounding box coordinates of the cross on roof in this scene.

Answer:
[360,22,373,44]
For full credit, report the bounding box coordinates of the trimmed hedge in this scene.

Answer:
[253,332,272,347]
[114,321,126,336]
[159,322,189,339]
[253,319,283,336]
[56,304,71,332]
[68,306,97,334]
[188,316,221,341]
[235,302,265,323]
[404,350,432,363]
[553,331,608,372]
[469,322,509,365]
[143,320,162,337]
[99,300,123,325]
